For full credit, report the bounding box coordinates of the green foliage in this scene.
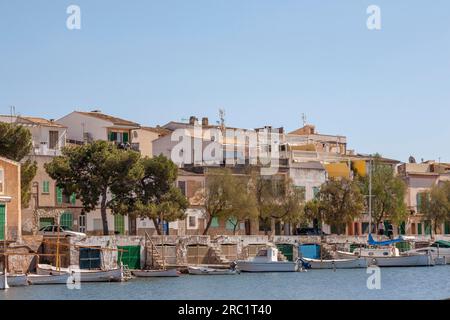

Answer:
[251,172,305,234]
[420,181,450,234]
[21,160,38,208]
[0,122,33,161]
[111,154,188,235]
[0,122,37,207]
[357,156,407,227]
[316,178,364,234]
[203,168,257,235]
[45,141,142,235]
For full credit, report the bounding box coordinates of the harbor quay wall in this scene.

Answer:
[4,234,450,272]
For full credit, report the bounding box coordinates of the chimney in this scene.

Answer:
[91,109,102,113]
[202,117,209,126]
[189,116,197,125]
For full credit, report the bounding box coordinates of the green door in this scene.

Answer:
[39,217,54,229]
[276,244,293,261]
[418,223,423,235]
[0,205,5,241]
[117,246,141,269]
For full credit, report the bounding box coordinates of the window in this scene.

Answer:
[210,217,219,228]
[226,218,238,231]
[93,219,103,231]
[0,204,5,241]
[70,193,76,205]
[424,220,432,235]
[79,214,86,233]
[445,221,450,235]
[60,212,73,230]
[178,181,186,196]
[49,131,59,149]
[416,192,428,212]
[114,215,125,235]
[56,187,63,204]
[42,181,50,194]
[312,187,320,199]
[39,217,54,229]
[188,216,197,228]
[0,168,4,194]
[109,131,129,143]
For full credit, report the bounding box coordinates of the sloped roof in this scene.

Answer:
[76,111,140,127]
[20,116,66,128]
[139,126,171,137]
[291,161,325,170]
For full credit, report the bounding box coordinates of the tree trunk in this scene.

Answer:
[152,217,162,235]
[100,190,109,235]
[203,215,213,235]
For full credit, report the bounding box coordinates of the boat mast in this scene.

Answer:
[369,155,373,235]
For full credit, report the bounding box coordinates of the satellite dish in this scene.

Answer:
[409,156,416,164]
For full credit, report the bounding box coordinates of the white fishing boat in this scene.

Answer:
[37,264,123,282]
[27,273,72,285]
[337,246,400,259]
[0,273,28,287]
[301,257,367,269]
[236,245,298,272]
[132,268,179,277]
[366,253,434,267]
[404,240,450,265]
[188,266,238,275]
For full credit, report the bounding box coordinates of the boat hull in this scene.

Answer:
[37,264,123,282]
[188,266,237,275]
[27,274,72,285]
[367,254,433,267]
[302,258,367,269]
[236,261,298,272]
[0,274,28,288]
[132,269,179,277]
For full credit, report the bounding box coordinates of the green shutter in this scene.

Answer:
[123,132,129,143]
[60,212,73,230]
[114,215,125,235]
[70,193,76,205]
[416,193,422,212]
[424,220,432,235]
[210,217,219,228]
[56,187,63,204]
[226,218,238,230]
[445,222,450,235]
[313,187,320,199]
[0,205,5,241]
[39,217,54,229]
[418,223,423,235]
[43,181,50,193]
[398,221,406,235]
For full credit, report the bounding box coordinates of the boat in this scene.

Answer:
[37,264,123,282]
[236,245,298,272]
[336,246,400,259]
[27,273,72,285]
[132,268,179,277]
[366,253,434,267]
[403,240,450,265]
[188,266,238,275]
[0,273,28,288]
[301,257,367,269]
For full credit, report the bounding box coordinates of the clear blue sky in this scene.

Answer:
[1,0,449,162]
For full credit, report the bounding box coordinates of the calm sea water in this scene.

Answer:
[1,266,449,300]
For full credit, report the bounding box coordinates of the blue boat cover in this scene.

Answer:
[367,234,403,246]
